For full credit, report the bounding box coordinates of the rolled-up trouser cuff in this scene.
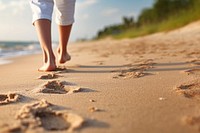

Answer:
[30,0,75,26]
[32,15,52,25]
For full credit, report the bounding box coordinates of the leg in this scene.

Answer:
[54,0,76,64]
[34,19,56,71]
[30,0,55,71]
[57,24,72,64]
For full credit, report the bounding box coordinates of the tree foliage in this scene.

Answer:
[138,0,195,25]
[96,0,198,39]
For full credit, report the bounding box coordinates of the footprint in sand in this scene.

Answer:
[33,80,82,94]
[0,93,19,105]
[15,100,84,132]
[113,70,146,79]
[175,80,200,99]
[112,60,154,79]
[38,73,60,80]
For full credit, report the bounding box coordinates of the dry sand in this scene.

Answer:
[1,21,200,133]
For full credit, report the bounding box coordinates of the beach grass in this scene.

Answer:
[113,4,200,39]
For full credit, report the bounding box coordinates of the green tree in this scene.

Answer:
[122,16,135,27]
[138,8,157,25]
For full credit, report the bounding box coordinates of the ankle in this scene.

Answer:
[47,54,56,63]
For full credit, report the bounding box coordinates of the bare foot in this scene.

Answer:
[38,55,56,72]
[57,47,71,64]
[39,52,57,72]
[59,53,71,64]
[38,63,57,72]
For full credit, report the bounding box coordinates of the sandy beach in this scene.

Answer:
[1,21,200,133]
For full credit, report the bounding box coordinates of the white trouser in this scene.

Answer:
[30,0,76,25]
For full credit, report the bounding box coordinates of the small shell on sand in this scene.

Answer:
[88,107,100,112]
[159,97,166,101]
[89,99,96,102]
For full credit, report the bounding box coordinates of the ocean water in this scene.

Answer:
[0,41,41,65]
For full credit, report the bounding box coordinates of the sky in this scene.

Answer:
[0,0,154,42]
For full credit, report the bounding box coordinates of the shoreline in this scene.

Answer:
[0,58,12,65]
